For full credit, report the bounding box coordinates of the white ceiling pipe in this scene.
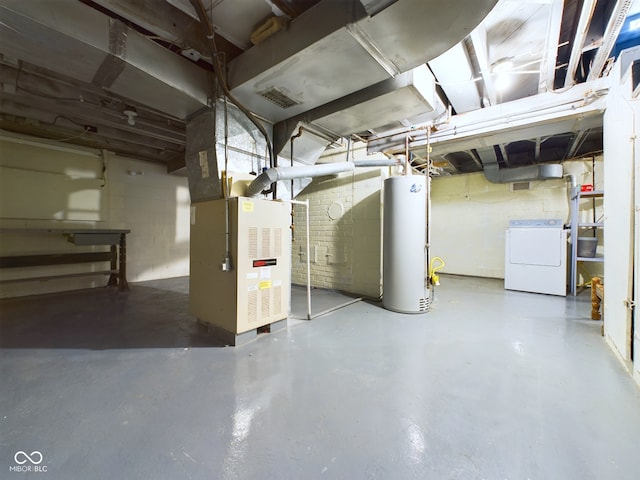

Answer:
[352,159,400,167]
[246,159,400,197]
[246,162,356,197]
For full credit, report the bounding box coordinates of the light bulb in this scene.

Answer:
[123,105,138,126]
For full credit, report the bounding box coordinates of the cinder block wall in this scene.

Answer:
[430,157,603,280]
[291,167,387,299]
[291,155,603,296]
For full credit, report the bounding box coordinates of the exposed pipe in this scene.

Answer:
[368,86,608,153]
[246,159,400,197]
[221,97,231,272]
[289,126,305,198]
[405,133,410,175]
[564,172,577,227]
[289,126,305,238]
[247,163,356,197]
[353,159,401,168]
[425,127,432,285]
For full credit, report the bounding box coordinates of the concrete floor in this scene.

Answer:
[1,275,639,479]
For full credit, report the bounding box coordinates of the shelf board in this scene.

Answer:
[578,222,604,228]
[578,190,604,198]
[577,255,604,262]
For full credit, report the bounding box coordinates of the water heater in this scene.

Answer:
[383,175,428,313]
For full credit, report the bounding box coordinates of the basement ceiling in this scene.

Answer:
[0,0,639,176]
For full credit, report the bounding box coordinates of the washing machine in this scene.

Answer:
[504,219,567,296]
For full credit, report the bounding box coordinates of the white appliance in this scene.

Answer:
[504,219,567,296]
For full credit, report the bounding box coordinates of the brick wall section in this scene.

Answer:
[291,167,385,299]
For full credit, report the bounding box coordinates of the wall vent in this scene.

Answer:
[511,181,530,192]
[258,87,301,109]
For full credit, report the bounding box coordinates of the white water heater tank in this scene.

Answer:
[383,175,428,313]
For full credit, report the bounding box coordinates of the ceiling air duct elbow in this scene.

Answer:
[246,162,357,197]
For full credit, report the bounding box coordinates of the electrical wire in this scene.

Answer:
[52,128,90,142]
[15,61,99,104]
[44,115,87,128]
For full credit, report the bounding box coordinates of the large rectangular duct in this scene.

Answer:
[227,0,498,123]
[185,110,221,203]
[0,0,209,119]
[312,65,437,135]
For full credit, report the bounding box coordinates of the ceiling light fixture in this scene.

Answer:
[123,105,138,126]
[495,74,512,92]
[490,56,514,74]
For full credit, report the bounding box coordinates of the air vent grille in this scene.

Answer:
[258,87,301,109]
[262,228,271,257]
[261,288,271,319]
[273,286,282,316]
[275,228,282,257]
[248,290,258,323]
[511,181,530,192]
[248,227,258,258]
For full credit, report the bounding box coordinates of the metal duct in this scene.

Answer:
[484,163,564,183]
[228,0,498,123]
[476,147,563,183]
[246,159,399,197]
[0,0,209,119]
[186,110,221,203]
[279,124,336,165]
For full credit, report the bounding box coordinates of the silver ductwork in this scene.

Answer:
[483,163,564,183]
[476,146,563,183]
[0,0,209,119]
[246,158,399,197]
[228,0,498,123]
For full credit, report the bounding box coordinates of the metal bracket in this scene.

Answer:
[624,298,636,310]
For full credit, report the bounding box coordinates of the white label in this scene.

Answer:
[273,280,282,287]
[248,284,258,292]
[260,267,271,279]
[246,272,258,279]
[199,151,209,178]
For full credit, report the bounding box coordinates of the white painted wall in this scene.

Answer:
[0,133,190,298]
[430,159,603,280]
